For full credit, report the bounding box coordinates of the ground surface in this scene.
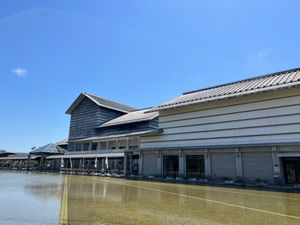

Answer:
[1,172,300,225]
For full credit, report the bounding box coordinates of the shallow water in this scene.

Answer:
[0,171,63,225]
[1,172,300,225]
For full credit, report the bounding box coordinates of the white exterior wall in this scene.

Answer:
[142,154,158,176]
[141,88,300,149]
[242,151,273,183]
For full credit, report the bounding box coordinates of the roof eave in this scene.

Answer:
[153,83,300,112]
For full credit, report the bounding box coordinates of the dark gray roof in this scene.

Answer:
[66,92,137,114]
[0,153,38,160]
[73,130,159,142]
[151,67,300,111]
[99,108,158,128]
[30,143,66,155]
[0,150,15,156]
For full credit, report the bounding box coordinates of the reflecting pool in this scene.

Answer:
[0,171,63,225]
[1,172,300,225]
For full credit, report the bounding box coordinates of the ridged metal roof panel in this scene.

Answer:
[151,67,300,111]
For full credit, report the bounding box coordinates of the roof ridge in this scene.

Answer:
[183,66,300,95]
[84,92,137,111]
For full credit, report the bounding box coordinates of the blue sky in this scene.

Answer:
[1,0,300,152]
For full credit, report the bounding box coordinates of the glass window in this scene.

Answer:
[91,143,98,151]
[83,143,89,151]
[75,144,82,151]
[163,155,179,178]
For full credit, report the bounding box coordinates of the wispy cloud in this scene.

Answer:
[12,68,28,77]
[246,47,272,74]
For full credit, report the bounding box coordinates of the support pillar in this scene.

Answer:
[204,149,211,178]
[157,152,162,176]
[138,153,143,175]
[179,152,185,177]
[129,155,133,174]
[272,146,281,183]
[123,154,127,175]
[235,148,243,179]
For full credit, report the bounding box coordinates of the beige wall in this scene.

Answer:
[141,88,300,149]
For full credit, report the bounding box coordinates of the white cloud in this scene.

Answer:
[246,47,272,73]
[12,68,28,77]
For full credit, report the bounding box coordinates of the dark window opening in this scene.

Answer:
[163,155,179,178]
[186,155,205,178]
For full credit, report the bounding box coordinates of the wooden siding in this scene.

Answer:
[96,118,158,136]
[68,97,124,151]
[141,88,300,149]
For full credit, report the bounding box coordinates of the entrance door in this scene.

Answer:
[283,157,300,184]
[163,155,179,178]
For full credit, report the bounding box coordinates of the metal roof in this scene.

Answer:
[66,92,137,114]
[99,108,158,128]
[0,150,15,157]
[73,130,159,142]
[30,143,66,155]
[151,67,300,111]
[0,153,38,160]
[56,139,68,146]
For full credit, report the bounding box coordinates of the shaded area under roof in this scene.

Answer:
[30,143,66,155]
[99,108,158,128]
[66,92,137,114]
[150,67,300,111]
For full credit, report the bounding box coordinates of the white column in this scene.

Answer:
[204,149,211,178]
[60,158,64,169]
[116,139,119,150]
[126,138,129,150]
[129,155,133,174]
[179,152,185,177]
[157,152,162,176]
[272,147,280,179]
[123,154,127,175]
[138,153,143,175]
[235,148,243,178]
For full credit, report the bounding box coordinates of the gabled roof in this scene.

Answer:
[150,67,300,111]
[98,108,158,128]
[66,92,137,114]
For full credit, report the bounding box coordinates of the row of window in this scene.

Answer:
[74,142,138,151]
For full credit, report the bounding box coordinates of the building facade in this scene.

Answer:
[140,67,300,185]
[49,92,159,175]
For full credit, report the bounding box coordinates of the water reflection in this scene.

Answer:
[66,176,300,225]
[0,171,63,225]
[1,172,300,225]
